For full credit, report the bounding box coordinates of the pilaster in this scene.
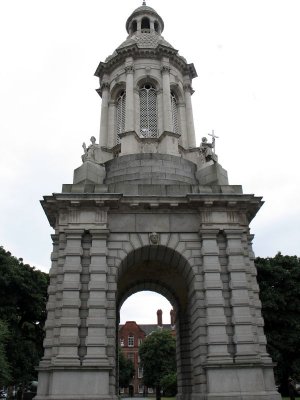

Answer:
[183,82,196,148]
[99,82,110,147]
[199,229,231,363]
[125,59,135,132]
[53,229,84,366]
[224,228,260,362]
[40,234,59,367]
[161,60,173,133]
[82,228,110,366]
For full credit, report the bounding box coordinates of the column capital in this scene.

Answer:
[64,229,85,238]
[125,65,135,74]
[161,65,171,74]
[223,228,245,239]
[199,229,220,239]
[90,229,110,239]
[183,83,195,95]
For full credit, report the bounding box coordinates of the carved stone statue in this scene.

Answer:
[199,136,217,163]
[82,136,98,163]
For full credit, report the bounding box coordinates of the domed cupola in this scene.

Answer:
[94,1,199,164]
[125,1,164,35]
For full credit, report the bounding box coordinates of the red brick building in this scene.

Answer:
[119,309,175,395]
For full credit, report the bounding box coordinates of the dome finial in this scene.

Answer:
[142,0,146,5]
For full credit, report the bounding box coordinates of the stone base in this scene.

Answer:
[196,162,229,185]
[203,364,281,400]
[73,161,106,184]
[35,367,115,400]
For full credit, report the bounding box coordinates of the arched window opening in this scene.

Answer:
[171,91,179,135]
[154,21,159,33]
[131,20,137,33]
[139,83,157,137]
[116,90,126,144]
[141,17,150,30]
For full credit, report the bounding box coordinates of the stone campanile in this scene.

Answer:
[36,3,280,400]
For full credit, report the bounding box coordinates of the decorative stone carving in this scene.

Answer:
[125,65,134,74]
[199,136,218,164]
[149,232,160,245]
[183,83,195,95]
[161,65,171,74]
[82,136,101,164]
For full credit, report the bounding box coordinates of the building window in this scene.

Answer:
[127,352,135,363]
[138,385,144,394]
[116,90,126,143]
[120,338,124,347]
[139,84,157,138]
[138,366,143,379]
[138,338,143,347]
[171,91,179,134]
[128,335,134,347]
[120,388,124,394]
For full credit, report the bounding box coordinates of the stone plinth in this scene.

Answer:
[73,161,106,184]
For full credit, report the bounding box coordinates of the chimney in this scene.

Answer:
[170,309,175,326]
[157,309,162,327]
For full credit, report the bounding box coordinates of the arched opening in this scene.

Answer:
[154,20,159,33]
[116,90,126,144]
[171,91,179,135]
[131,20,137,34]
[141,17,150,30]
[139,83,158,137]
[119,291,175,397]
[115,245,200,399]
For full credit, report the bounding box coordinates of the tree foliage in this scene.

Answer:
[139,329,176,400]
[118,349,135,388]
[0,246,49,386]
[256,253,300,391]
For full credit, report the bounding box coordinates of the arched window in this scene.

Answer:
[171,91,179,135]
[141,17,150,30]
[139,83,157,137]
[116,90,126,144]
[154,21,159,33]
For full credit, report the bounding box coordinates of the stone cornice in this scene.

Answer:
[95,44,197,81]
[41,192,263,229]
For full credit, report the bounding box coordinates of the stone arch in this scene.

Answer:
[110,81,126,102]
[114,243,206,398]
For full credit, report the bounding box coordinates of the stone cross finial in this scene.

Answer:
[208,130,219,153]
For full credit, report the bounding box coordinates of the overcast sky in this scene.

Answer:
[0,0,299,324]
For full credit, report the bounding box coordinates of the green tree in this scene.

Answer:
[0,246,49,387]
[0,320,11,387]
[139,329,176,400]
[118,349,135,389]
[256,253,300,393]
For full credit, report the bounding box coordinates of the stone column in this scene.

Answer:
[125,61,135,132]
[178,102,188,148]
[161,63,173,133]
[40,234,59,367]
[183,82,196,148]
[54,229,83,366]
[224,229,260,361]
[199,229,231,363]
[83,229,110,366]
[99,82,110,147]
[108,101,117,147]
[247,233,273,362]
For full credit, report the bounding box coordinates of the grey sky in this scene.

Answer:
[0,0,299,323]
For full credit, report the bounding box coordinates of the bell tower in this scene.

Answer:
[36,3,280,400]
